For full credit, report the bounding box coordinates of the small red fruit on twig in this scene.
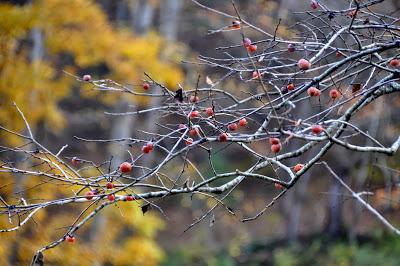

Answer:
[120,162,132,173]
[329,89,340,99]
[239,118,247,127]
[389,59,399,67]
[178,124,187,130]
[298,59,311,70]
[232,20,241,29]
[185,138,193,145]
[347,9,357,18]
[269,138,280,145]
[82,74,92,82]
[66,235,76,243]
[243,38,252,48]
[228,123,238,131]
[189,128,199,137]
[271,143,281,153]
[287,44,295,52]
[218,133,228,142]
[307,87,321,97]
[205,107,214,117]
[107,194,115,201]
[287,83,295,91]
[126,195,134,201]
[189,110,199,118]
[252,71,262,79]
[106,182,114,189]
[310,0,319,9]
[142,82,150,90]
[142,142,154,154]
[85,191,94,200]
[311,125,323,135]
[275,183,284,189]
[247,44,257,53]
[71,157,79,166]
[294,164,304,173]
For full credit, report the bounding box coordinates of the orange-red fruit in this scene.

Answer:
[205,107,214,117]
[329,89,340,99]
[218,133,228,142]
[232,20,241,29]
[307,87,321,97]
[243,38,252,48]
[185,138,193,145]
[298,58,311,70]
[311,125,323,135]
[189,128,199,136]
[271,143,281,153]
[239,118,247,127]
[83,74,92,82]
[126,195,134,201]
[269,138,280,145]
[106,182,114,189]
[310,0,319,9]
[275,183,284,189]
[287,83,295,91]
[189,110,199,118]
[71,157,79,166]
[66,235,76,243]
[390,59,399,67]
[228,123,238,131]
[247,44,257,53]
[287,44,295,52]
[142,142,154,154]
[107,194,115,201]
[85,191,94,200]
[190,95,199,103]
[178,124,187,130]
[142,82,150,90]
[252,71,261,79]
[294,164,304,173]
[120,162,132,173]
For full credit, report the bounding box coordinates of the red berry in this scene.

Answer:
[310,0,319,9]
[143,82,150,90]
[307,87,321,97]
[178,124,187,130]
[120,162,132,173]
[85,191,94,200]
[287,44,295,52]
[247,44,257,53]
[232,20,241,29]
[71,157,79,166]
[275,183,284,189]
[106,182,114,189]
[269,138,280,145]
[228,123,238,131]
[126,195,134,201]
[218,133,228,142]
[82,75,92,82]
[347,9,357,18]
[107,194,115,201]
[271,143,281,153]
[390,59,399,67]
[293,164,304,173]
[335,51,342,58]
[142,142,154,154]
[239,118,247,127]
[205,107,214,117]
[189,110,199,118]
[185,138,193,145]
[252,71,261,79]
[287,83,295,91]
[243,38,252,48]
[311,125,323,135]
[329,89,340,99]
[66,235,76,243]
[189,128,199,137]
[298,58,311,70]
[190,95,199,103]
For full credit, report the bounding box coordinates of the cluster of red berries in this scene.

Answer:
[243,37,257,53]
[269,138,281,153]
[142,142,154,154]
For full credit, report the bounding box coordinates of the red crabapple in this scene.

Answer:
[120,162,132,173]
[298,58,311,70]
